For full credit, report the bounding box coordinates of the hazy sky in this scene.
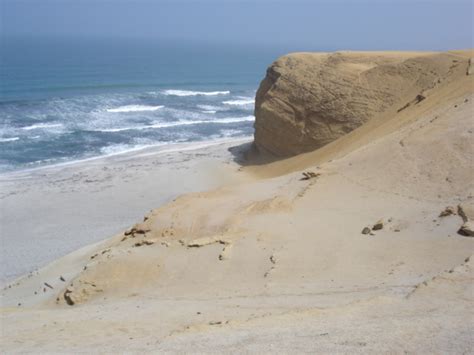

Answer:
[1,0,473,51]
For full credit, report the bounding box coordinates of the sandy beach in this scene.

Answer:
[0,138,251,284]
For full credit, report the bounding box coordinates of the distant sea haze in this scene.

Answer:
[0,37,281,171]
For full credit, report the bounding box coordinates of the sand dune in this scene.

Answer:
[1,50,473,352]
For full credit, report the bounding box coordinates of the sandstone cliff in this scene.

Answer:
[254,51,469,156]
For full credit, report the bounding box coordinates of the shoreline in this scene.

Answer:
[0,136,252,284]
[0,136,253,178]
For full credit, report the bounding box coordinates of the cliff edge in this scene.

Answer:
[254,51,470,157]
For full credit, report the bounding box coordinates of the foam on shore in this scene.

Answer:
[163,90,230,97]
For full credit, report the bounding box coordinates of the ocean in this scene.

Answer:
[0,37,282,172]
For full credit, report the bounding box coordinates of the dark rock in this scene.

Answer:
[372,220,384,231]
[439,206,456,217]
[458,222,474,237]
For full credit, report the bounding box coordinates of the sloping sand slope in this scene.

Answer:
[1,50,473,353]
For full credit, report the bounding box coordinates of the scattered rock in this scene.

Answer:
[63,281,103,306]
[361,227,371,235]
[457,201,474,236]
[188,236,229,248]
[124,223,151,237]
[465,58,472,75]
[63,287,75,305]
[300,172,320,181]
[458,201,474,223]
[439,206,456,217]
[458,222,474,237]
[398,94,426,112]
[415,94,426,104]
[372,220,384,231]
[264,267,275,278]
[219,244,233,261]
[133,240,155,247]
[397,102,411,113]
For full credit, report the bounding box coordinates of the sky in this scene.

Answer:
[1,0,473,51]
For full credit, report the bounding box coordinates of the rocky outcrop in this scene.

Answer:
[458,200,474,237]
[253,51,460,156]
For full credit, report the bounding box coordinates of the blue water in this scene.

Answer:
[0,37,282,171]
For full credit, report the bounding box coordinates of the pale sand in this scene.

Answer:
[1,51,473,353]
[0,138,252,284]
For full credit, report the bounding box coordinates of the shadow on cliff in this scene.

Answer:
[227,141,282,167]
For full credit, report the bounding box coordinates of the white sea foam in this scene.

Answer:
[95,116,255,133]
[106,105,164,113]
[100,143,165,156]
[163,90,230,97]
[212,116,255,124]
[220,129,242,137]
[21,123,64,131]
[223,99,255,106]
[197,105,221,110]
[0,137,20,143]
[148,116,254,128]
[197,105,226,114]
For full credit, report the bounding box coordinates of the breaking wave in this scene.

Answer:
[0,137,20,143]
[106,105,164,113]
[95,116,255,132]
[223,98,255,106]
[21,123,64,131]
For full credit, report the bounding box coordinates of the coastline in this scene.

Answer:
[1,49,473,353]
[0,136,252,177]
[0,137,252,284]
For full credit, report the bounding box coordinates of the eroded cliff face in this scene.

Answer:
[253,51,460,156]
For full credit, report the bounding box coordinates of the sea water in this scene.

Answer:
[0,37,282,171]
